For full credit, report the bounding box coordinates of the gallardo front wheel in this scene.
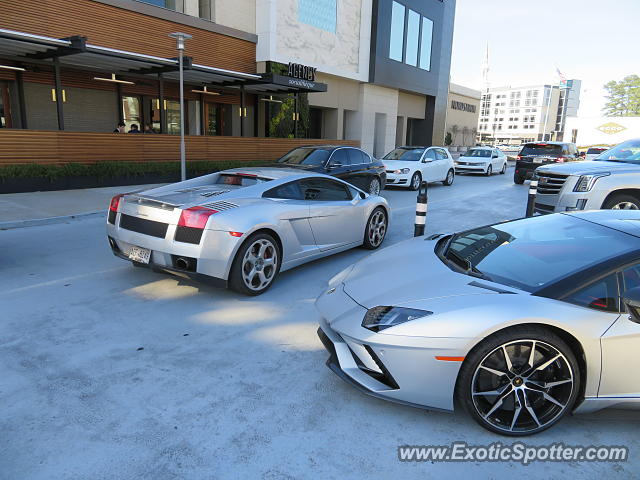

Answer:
[457,326,580,436]
[363,207,388,249]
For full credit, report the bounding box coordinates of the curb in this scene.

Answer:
[0,211,104,230]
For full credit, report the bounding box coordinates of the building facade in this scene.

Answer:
[445,82,480,147]
[477,79,581,145]
[0,0,456,163]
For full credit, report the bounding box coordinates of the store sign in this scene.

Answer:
[287,62,317,82]
[596,122,626,135]
[450,100,477,113]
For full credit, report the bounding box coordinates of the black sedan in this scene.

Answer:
[271,146,387,195]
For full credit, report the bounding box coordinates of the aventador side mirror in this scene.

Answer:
[622,287,640,324]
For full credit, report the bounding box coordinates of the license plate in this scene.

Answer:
[533,157,544,164]
[128,245,151,264]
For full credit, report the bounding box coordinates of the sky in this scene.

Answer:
[450,0,639,117]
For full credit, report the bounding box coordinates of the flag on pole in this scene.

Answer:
[556,67,568,87]
[482,43,490,89]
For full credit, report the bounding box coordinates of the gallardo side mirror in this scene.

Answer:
[622,287,640,324]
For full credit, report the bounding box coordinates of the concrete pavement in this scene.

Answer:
[1,167,637,479]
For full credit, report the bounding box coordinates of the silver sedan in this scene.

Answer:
[107,168,389,295]
[317,210,640,435]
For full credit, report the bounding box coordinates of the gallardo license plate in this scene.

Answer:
[128,246,151,264]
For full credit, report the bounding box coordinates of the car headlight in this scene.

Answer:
[362,306,432,332]
[393,168,410,174]
[573,172,610,192]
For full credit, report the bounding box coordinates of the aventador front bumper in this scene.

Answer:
[315,285,466,412]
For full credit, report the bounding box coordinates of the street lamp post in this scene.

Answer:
[169,32,192,181]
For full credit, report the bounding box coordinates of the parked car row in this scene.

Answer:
[104,140,640,437]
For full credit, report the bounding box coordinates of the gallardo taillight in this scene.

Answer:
[178,206,218,229]
[109,194,125,212]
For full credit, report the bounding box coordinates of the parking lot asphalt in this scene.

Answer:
[2,166,638,479]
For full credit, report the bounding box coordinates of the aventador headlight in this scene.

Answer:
[362,306,432,332]
[393,168,411,174]
[573,172,610,192]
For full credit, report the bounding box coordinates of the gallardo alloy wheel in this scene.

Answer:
[469,339,576,435]
[242,238,278,292]
[363,208,387,249]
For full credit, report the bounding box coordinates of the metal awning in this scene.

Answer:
[0,28,326,94]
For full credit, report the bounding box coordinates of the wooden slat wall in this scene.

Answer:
[0,130,359,165]
[3,0,256,73]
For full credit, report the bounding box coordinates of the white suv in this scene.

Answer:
[534,139,640,214]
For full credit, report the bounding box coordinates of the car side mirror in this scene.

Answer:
[622,287,640,324]
[492,154,498,158]
[422,158,431,163]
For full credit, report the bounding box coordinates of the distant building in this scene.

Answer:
[445,83,481,147]
[565,116,640,147]
[477,79,581,144]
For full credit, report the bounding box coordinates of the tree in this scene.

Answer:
[450,124,460,145]
[444,132,452,146]
[603,75,640,116]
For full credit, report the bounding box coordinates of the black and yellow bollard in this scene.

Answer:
[525,179,538,217]
[414,181,428,237]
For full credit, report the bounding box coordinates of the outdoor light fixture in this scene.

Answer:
[260,95,283,104]
[51,88,67,103]
[238,107,247,117]
[191,86,220,95]
[169,32,193,182]
[0,65,26,72]
[93,73,135,85]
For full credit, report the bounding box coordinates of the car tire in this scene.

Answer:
[362,207,388,250]
[456,325,580,436]
[514,173,525,184]
[229,232,281,296]
[500,162,507,174]
[485,164,493,176]
[409,172,422,191]
[368,177,382,196]
[602,193,640,210]
[442,169,455,186]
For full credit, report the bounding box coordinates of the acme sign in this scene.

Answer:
[596,122,626,135]
[287,62,317,82]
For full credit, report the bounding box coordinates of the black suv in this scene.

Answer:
[514,141,581,184]
[271,145,387,194]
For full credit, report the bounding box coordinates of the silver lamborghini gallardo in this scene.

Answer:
[317,210,640,435]
[107,168,389,295]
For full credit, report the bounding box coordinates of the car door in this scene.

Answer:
[490,149,500,168]
[326,148,354,186]
[420,148,440,182]
[435,148,452,180]
[298,177,365,251]
[599,265,640,397]
[346,148,368,190]
[262,181,318,262]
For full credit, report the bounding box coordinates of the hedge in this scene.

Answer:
[0,160,268,181]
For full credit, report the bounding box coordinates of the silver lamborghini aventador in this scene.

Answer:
[107,168,389,295]
[317,210,640,435]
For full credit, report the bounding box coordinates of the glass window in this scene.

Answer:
[165,99,182,135]
[215,174,266,186]
[298,178,352,201]
[329,148,350,166]
[435,148,449,160]
[520,143,563,156]
[622,265,640,292]
[383,147,425,161]
[565,274,619,312]
[425,149,437,160]
[405,10,420,67]
[348,148,366,165]
[389,2,405,62]
[441,214,639,292]
[419,17,433,71]
[299,0,337,33]
[596,139,640,164]
[359,150,372,163]
[122,96,141,133]
[138,0,184,12]
[199,0,212,20]
[277,147,331,166]
[263,181,304,200]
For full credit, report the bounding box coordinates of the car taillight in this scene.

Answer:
[178,206,218,229]
[556,157,566,162]
[109,194,125,212]
[516,155,521,161]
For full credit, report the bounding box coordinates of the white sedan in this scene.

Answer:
[455,147,508,176]
[382,146,455,190]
